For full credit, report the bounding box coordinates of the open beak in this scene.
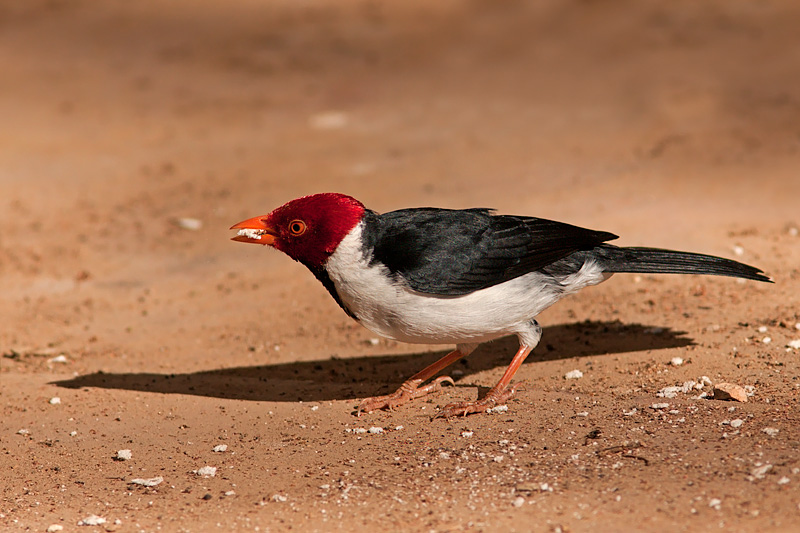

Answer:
[230,215,277,246]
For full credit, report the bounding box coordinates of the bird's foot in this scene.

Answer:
[356,376,455,415]
[434,382,523,419]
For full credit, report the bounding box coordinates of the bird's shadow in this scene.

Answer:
[53,321,692,403]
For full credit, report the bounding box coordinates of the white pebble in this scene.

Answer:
[708,498,722,510]
[212,444,228,453]
[795,322,800,331]
[368,426,384,434]
[115,449,132,461]
[564,369,583,380]
[461,431,474,438]
[195,466,217,477]
[176,217,203,231]
[730,419,744,428]
[751,464,772,479]
[77,515,106,526]
[670,357,684,366]
[49,397,61,405]
[493,455,504,463]
[777,477,790,485]
[650,403,670,410]
[787,340,800,350]
[129,476,163,487]
[487,405,509,414]
[762,427,780,437]
[512,496,525,508]
[49,355,68,363]
[47,525,64,533]
[310,405,319,411]
[758,326,768,333]
[69,431,77,437]
[732,245,744,256]
[394,425,404,431]
[368,338,380,346]
[271,493,288,502]
[762,337,772,344]
[17,428,30,435]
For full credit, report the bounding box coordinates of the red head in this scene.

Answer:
[230,193,366,269]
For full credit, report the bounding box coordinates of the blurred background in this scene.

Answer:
[1,0,798,361]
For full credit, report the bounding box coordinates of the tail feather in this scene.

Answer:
[592,245,772,283]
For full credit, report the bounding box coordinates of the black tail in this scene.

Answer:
[592,244,772,283]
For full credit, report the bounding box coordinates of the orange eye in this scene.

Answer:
[288,219,307,236]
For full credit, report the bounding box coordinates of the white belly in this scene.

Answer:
[324,223,608,346]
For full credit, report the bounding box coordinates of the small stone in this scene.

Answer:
[461,431,474,438]
[129,476,163,487]
[777,477,790,485]
[670,357,684,366]
[271,493,288,502]
[368,426,384,434]
[650,403,670,410]
[49,355,68,363]
[564,369,583,380]
[47,525,64,533]
[17,429,30,435]
[730,419,744,429]
[751,464,773,479]
[512,496,525,508]
[212,444,228,453]
[77,515,106,526]
[176,217,203,231]
[114,449,132,461]
[195,466,217,477]
[709,498,722,510]
[486,405,509,414]
[762,427,780,437]
[49,397,61,405]
[787,340,800,350]
[758,326,768,333]
[762,337,772,344]
[713,383,748,402]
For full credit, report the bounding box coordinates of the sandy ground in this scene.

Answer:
[2,1,800,531]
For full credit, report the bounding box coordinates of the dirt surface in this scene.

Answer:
[2,1,800,531]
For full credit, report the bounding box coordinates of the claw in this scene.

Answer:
[434,382,522,419]
[356,375,455,415]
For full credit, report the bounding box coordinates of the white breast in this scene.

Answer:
[324,222,608,346]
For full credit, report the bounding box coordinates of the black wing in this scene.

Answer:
[361,207,617,296]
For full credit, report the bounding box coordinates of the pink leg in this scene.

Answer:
[357,345,475,415]
[435,344,532,418]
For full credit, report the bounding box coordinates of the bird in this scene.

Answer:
[231,193,771,418]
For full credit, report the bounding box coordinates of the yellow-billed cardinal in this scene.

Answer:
[231,193,770,417]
